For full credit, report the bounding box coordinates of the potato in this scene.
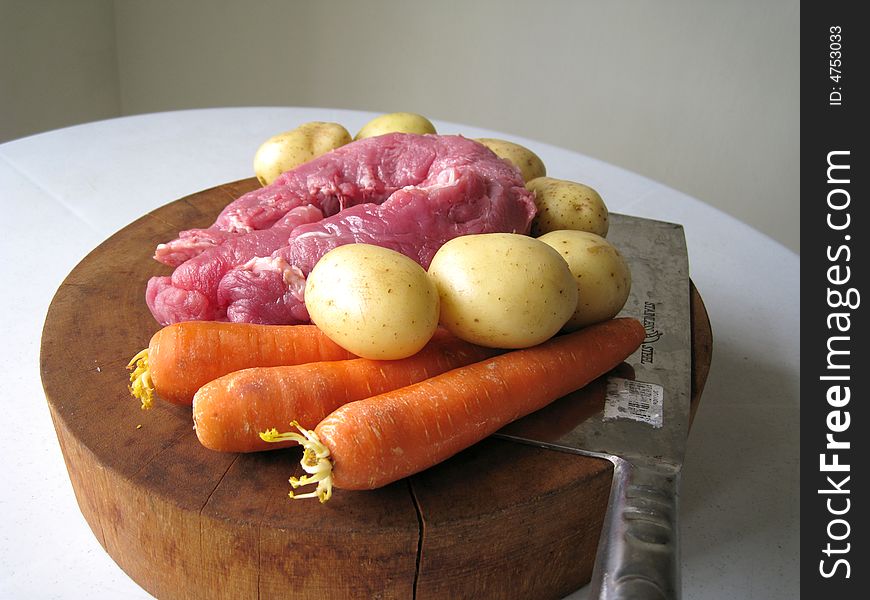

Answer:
[354,112,437,140]
[475,138,546,182]
[428,233,577,348]
[253,121,352,186]
[527,177,609,238]
[304,244,439,360]
[538,230,631,330]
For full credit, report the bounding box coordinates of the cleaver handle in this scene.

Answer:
[589,457,681,600]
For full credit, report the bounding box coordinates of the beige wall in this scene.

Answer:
[0,0,120,141]
[1,0,800,253]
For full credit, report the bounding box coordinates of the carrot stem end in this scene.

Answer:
[260,421,333,503]
[127,348,154,410]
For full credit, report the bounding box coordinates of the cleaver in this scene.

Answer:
[496,214,691,600]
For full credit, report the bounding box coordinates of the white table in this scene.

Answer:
[0,107,799,599]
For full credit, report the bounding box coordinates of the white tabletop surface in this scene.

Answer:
[0,107,799,599]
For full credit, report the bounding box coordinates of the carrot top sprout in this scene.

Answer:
[127,349,154,410]
[261,422,333,503]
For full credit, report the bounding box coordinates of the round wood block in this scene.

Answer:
[41,178,712,600]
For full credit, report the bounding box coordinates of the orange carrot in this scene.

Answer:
[194,333,500,453]
[262,317,644,502]
[127,322,355,409]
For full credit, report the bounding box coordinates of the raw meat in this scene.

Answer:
[146,205,323,322]
[217,166,535,324]
[153,203,324,267]
[153,133,479,266]
[146,134,536,325]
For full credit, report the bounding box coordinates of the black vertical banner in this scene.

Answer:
[802,2,867,597]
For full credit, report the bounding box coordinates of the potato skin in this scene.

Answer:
[354,112,437,140]
[253,121,352,186]
[538,230,631,330]
[527,177,609,238]
[475,138,546,182]
[428,233,577,349]
[304,244,440,360]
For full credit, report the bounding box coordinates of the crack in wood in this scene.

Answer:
[408,479,425,600]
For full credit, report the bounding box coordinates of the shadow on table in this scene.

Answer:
[679,334,799,555]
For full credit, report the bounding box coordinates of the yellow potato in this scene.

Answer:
[527,177,609,238]
[304,244,440,360]
[253,121,352,186]
[354,112,437,140]
[475,138,546,182]
[428,233,577,348]
[538,230,631,330]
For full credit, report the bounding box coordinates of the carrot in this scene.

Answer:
[127,322,355,409]
[194,333,500,453]
[261,317,645,502]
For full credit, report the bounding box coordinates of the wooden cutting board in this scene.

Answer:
[40,178,712,600]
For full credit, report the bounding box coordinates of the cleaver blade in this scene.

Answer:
[496,214,691,600]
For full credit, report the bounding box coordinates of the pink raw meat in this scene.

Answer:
[147,205,323,322]
[153,132,466,267]
[147,134,536,325]
[218,166,535,324]
[153,203,325,267]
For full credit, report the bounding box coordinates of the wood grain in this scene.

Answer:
[40,178,712,600]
